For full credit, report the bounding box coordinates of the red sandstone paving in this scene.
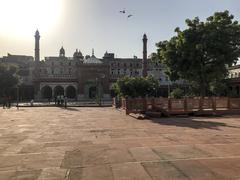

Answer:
[0,107,240,179]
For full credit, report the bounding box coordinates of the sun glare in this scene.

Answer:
[0,0,63,39]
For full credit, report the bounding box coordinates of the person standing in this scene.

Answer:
[30,99,34,107]
[2,95,7,109]
[64,96,67,109]
[48,98,50,104]
[7,96,11,109]
[60,95,64,106]
[57,95,60,106]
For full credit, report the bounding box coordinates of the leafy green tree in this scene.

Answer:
[113,76,160,98]
[170,88,185,99]
[156,11,240,97]
[209,79,228,96]
[0,63,19,96]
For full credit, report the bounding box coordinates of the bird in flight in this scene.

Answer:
[119,9,126,14]
[127,14,133,18]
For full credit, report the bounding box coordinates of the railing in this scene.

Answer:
[39,74,76,79]
[113,97,240,115]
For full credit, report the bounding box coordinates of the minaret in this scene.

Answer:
[34,30,40,62]
[142,34,148,77]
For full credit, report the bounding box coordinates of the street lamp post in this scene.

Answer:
[16,78,23,110]
[98,83,101,107]
[17,85,19,110]
[95,78,100,106]
[95,74,105,106]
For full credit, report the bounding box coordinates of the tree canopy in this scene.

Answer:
[113,76,160,98]
[156,11,240,96]
[0,63,19,96]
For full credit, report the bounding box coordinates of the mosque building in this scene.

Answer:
[32,30,175,100]
[1,30,176,101]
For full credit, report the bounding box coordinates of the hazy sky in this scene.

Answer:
[0,0,239,60]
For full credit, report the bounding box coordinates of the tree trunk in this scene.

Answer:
[200,59,207,98]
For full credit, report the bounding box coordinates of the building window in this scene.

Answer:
[69,68,71,74]
[52,69,54,74]
[69,62,71,66]
[111,69,114,74]
[60,62,63,66]
[118,63,120,67]
[52,62,54,66]
[130,63,132,67]
[124,63,126,67]
[118,69,120,75]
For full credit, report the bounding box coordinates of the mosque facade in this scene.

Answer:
[33,30,111,100]
[1,30,177,101]
[32,30,174,101]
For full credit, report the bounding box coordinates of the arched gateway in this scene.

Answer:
[41,86,52,99]
[66,86,76,98]
[54,86,64,96]
[40,83,78,100]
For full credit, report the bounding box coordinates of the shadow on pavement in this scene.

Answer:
[58,107,80,111]
[149,117,240,130]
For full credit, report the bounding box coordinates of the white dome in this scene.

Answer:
[83,55,103,64]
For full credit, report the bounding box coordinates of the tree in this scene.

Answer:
[170,88,185,99]
[113,76,160,98]
[0,63,19,96]
[156,11,240,97]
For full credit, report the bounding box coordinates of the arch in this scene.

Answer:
[41,86,52,99]
[89,86,97,99]
[66,86,76,98]
[54,86,64,97]
[236,86,240,95]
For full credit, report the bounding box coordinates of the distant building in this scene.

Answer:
[34,46,110,100]
[32,31,179,100]
[0,31,183,100]
[1,53,34,66]
[102,52,174,87]
[227,65,240,95]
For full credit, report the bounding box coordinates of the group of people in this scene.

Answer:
[2,96,12,109]
[54,95,67,108]
[1,95,69,109]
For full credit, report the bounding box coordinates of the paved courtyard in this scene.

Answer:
[0,107,240,179]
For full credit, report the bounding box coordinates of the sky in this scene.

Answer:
[0,0,239,60]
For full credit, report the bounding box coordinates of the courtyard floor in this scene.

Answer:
[0,107,240,179]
